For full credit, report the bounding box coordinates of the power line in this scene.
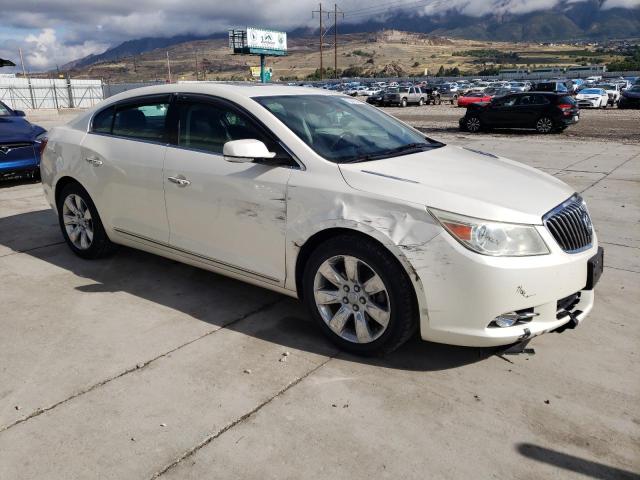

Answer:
[343,0,446,18]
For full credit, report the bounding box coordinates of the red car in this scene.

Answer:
[457,92,491,107]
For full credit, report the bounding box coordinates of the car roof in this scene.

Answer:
[102,83,340,105]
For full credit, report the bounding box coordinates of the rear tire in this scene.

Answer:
[57,182,117,259]
[401,98,407,108]
[418,98,424,106]
[302,235,418,356]
[535,116,554,134]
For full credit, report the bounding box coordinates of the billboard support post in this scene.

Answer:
[229,28,287,83]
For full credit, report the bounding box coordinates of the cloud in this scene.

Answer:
[0,0,638,71]
[23,28,109,70]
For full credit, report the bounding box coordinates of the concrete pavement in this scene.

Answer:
[0,129,638,479]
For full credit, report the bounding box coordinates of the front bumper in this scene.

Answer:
[406,225,599,347]
[0,147,40,178]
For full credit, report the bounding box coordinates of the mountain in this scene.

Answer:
[60,33,227,70]
[335,1,640,42]
[63,1,639,71]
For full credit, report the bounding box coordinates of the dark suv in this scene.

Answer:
[459,92,579,134]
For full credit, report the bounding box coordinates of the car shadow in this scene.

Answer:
[0,175,40,189]
[516,443,640,480]
[0,208,497,372]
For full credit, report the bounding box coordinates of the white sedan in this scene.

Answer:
[576,88,609,108]
[40,84,603,355]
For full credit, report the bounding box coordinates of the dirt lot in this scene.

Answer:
[0,110,638,480]
[386,103,640,144]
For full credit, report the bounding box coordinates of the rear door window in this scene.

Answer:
[112,99,170,141]
[92,106,114,133]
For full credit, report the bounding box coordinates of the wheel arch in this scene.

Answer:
[293,227,423,318]
[54,176,84,209]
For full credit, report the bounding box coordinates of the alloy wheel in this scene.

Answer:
[313,255,391,344]
[62,194,94,250]
[466,117,481,132]
[536,117,553,133]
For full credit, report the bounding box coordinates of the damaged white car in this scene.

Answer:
[40,84,604,355]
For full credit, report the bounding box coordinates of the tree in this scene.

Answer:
[436,65,445,77]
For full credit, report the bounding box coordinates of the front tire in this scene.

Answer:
[57,182,117,259]
[465,115,482,133]
[302,235,418,356]
[401,98,407,108]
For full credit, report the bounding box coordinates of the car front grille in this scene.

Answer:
[0,142,33,152]
[543,195,593,253]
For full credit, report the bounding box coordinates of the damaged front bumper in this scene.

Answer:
[403,226,600,347]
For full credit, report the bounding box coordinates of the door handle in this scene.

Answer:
[167,175,191,187]
[85,156,103,166]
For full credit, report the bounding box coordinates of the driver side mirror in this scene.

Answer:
[14,110,26,117]
[223,139,276,163]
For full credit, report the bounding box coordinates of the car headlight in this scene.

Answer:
[429,208,550,256]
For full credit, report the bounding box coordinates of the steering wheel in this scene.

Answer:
[329,131,357,150]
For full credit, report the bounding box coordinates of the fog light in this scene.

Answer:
[494,313,518,328]
[490,311,539,328]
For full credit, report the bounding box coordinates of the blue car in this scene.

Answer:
[0,101,46,179]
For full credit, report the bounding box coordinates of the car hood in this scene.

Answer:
[0,116,45,144]
[338,145,574,225]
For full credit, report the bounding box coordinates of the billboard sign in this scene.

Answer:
[250,66,272,79]
[246,28,287,53]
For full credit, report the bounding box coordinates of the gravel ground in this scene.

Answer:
[383,103,640,144]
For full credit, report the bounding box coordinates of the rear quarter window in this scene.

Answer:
[558,96,577,105]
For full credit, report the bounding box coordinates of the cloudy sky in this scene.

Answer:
[0,0,638,72]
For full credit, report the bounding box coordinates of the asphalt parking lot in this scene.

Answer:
[0,109,639,479]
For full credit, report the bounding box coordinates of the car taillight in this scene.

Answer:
[558,103,573,115]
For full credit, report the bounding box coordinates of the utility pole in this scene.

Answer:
[18,48,27,77]
[312,3,330,80]
[166,51,172,83]
[333,4,344,79]
[19,48,36,109]
[319,3,323,80]
[194,50,199,81]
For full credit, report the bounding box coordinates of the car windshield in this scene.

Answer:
[0,102,12,116]
[598,85,615,90]
[581,89,603,94]
[255,94,442,163]
[629,86,640,92]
